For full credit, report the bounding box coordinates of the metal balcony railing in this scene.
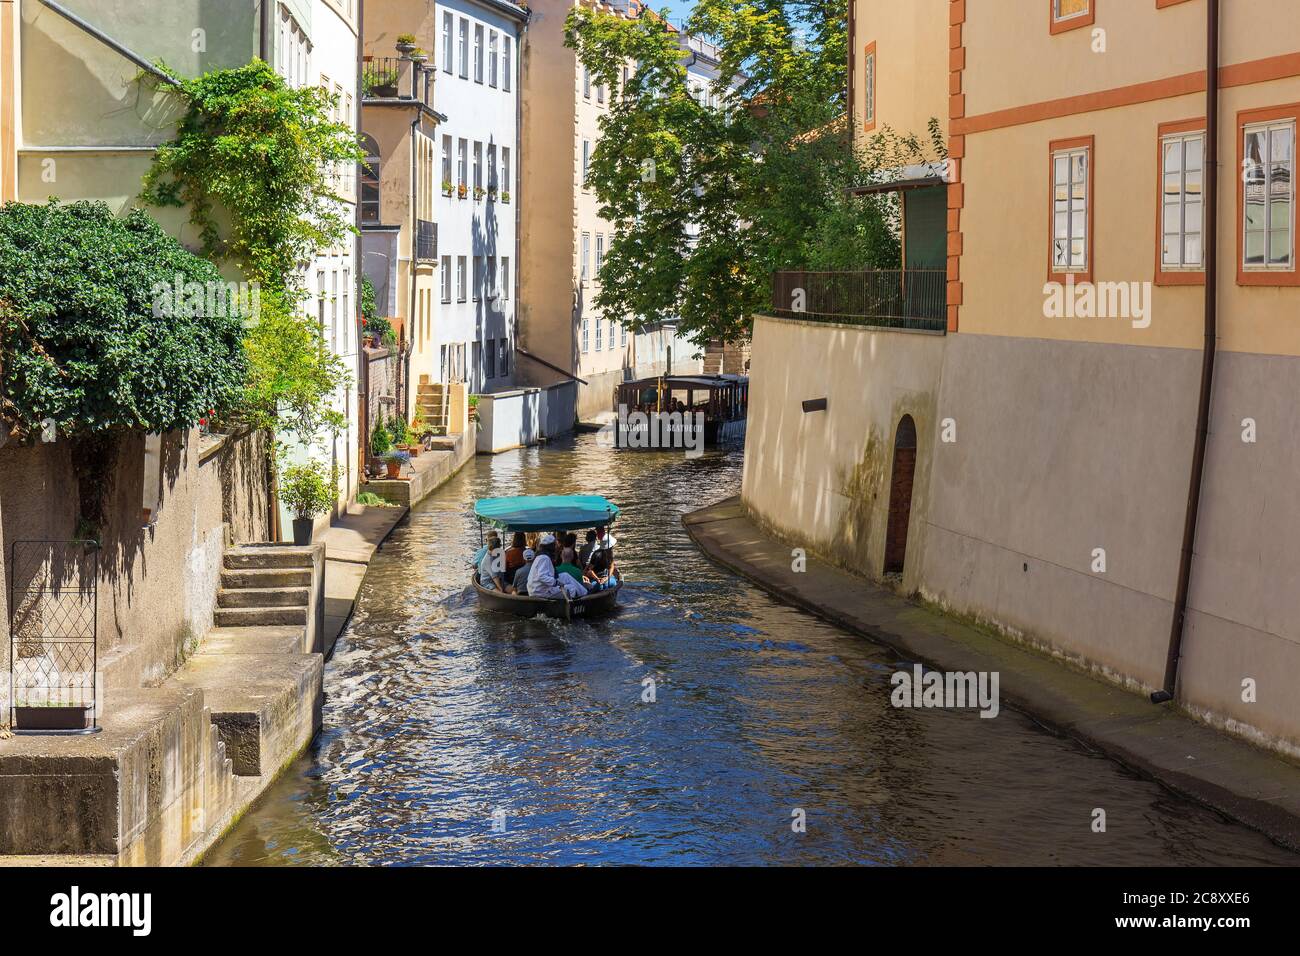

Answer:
[363,56,433,107]
[769,269,947,332]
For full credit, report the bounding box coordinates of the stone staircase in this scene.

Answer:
[215,546,314,628]
[416,377,451,434]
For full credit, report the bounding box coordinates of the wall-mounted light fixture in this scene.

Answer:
[801,398,828,413]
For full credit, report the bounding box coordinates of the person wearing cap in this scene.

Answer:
[478,540,506,591]
[511,548,535,595]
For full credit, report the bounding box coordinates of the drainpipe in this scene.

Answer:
[1155,0,1219,704]
[514,14,528,381]
[408,110,419,422]
[37,0,180,87]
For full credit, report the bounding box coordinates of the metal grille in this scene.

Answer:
[8,540,98,729]
[417,219,438,262]
[770,270,947,332]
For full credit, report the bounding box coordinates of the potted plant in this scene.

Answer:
[500,190,511,203]
[473,185,487,201]
[487,186,498,201]
[457,182,468,199]
[279,460,334,545]
[370,415,392,476]
[381,449,411,479]
[442,179,454,197]
[366,68,400,98]
[396,33,417,55]
[409,47,429,65]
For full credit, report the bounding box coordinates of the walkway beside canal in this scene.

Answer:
[684,496,1300,853]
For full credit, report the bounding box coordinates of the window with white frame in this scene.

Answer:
[596,314,602,350]
[503,36,512,92]
[473,141,482,190]
[501,256,509,299]
[502,147,510,196]
[489,31,498,88]
[342,268,350,351]
[620,321,626,346]
[442,135,453,189]
[581,232,590,282]
[1052,144,1090,273]
[458,18,468,79]
[457,256,467,301]
[1243,120,1295,270]
[609,319,615,350]
[1160,131,1204,271]
[488,144,497,191]
[441,256,451,302]
[582,139,591,186]
[474,25,484,83]
[863,45,875,128]
[442,13,453,74]
[583,65,591,99]
[457,138,468,187]
[330,270,339,349]
[488,256,497,298]
[473,255,483,299]
[581,318,589,352]
[595,233,604,275]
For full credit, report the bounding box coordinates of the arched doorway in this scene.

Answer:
[884,415,918,575]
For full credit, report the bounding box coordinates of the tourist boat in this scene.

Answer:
[471,494,622,620]
[612,374,748,449]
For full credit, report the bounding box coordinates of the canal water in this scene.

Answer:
[206,436,1298,866]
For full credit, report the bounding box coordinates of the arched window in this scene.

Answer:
[360,134,381,223]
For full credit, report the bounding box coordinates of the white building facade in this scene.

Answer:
[274,0,362,528]
[433,0,527,393]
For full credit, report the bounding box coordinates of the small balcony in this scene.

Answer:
[363,56,433,107]
[769,269,947,333]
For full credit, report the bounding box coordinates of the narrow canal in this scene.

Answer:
[206,436,1298,866]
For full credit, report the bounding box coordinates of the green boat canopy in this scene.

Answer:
[474,495,620,532]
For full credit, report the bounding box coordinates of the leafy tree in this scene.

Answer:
[0,200,246,441]
[142,59,363,293]
[565,2,946,347]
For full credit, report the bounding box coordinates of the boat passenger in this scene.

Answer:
[578,529,597,566]
[529,535,588,599]
[472,532,501,570]
[511,548,535,595]
[478,541,506,591]
[504,531,527,578]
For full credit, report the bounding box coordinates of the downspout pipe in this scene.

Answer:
[408,110,419,421]
[1155,0,1219,704]
[37,0,180,87]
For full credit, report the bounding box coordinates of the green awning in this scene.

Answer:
[474,495,620,532]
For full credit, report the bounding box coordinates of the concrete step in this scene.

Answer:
[213,606,308,627]
[203,626,307,656]
[223,545,315,570]
[216,586,309,609]
[221,567,311,589]
[172,652,323,777]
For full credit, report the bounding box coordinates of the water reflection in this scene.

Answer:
[206,437,1298,866]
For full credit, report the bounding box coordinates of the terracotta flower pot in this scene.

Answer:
[385,459,401,479]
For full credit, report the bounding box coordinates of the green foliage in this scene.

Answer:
[370,415,392,457]
[364,314,396,346]
[388,417,414,447]
[0,200,246,441]
[356,491,398,507]
[241,291,348,442]
[564,2,945,347]
[278,459,335,520]
[141,59,363,293]
[360,275,378,324]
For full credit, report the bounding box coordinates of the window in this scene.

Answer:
[1157,123,1205,282]
[503,36,512,92]
[485,338,496,379]
[488,256,497,297]
[457,138,468,187]
[1049,137,1093,281]
[473,255,483,299]
[581,232,590,282]
[595,233,604,275]
[473,141,482,191]
[457,256,467,301]
[581,318,589,353]
[442,134,453,190]
[359,133,380,223]
[472,340,481,382]
[1050,0,1094,35]
[609,319,616,350]
[441,256,452,302]
[596,315,603,350]
[330,270,339,349]
[583,65,591,99]
[1241,113,1295,279]
[498,338,509,377]
[862,42,876,132]
[458,19,468,79]
[582,139,591,186]
[620,322,626,346]
[489,31,498,88]
[443,13,453,73]
[502,147,511,196]
[501,256,509,299]
[316,269,326,330]
[474,25,484,83]
[622,66,629,98]
[488,144,497,191]
[597,80,604,105]
[342,268,350,352]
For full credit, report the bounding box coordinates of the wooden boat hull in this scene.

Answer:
[472,574,620,620]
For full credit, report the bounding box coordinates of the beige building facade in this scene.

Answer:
[745,0,1300,754]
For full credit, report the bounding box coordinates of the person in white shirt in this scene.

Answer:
[478,542,506,590]
[527,534,587,599]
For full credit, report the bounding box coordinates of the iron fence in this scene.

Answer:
[7,540,99,734]
[362,56,433,106]
[770,269,947,332]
